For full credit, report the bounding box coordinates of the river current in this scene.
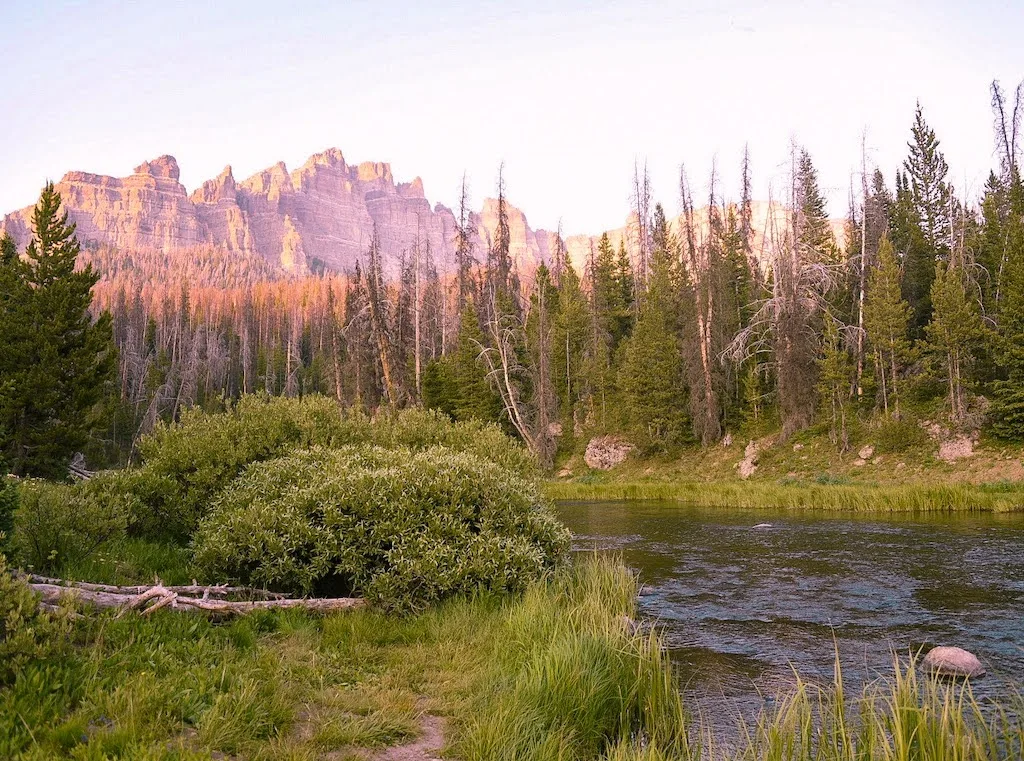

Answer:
[556,500,1024,727]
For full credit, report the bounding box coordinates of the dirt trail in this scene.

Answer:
[370,714,445,761]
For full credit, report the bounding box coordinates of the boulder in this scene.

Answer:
[584,436,634,470]
[922,646,985,678]
[858,444,875,460]
[938,436,975,463]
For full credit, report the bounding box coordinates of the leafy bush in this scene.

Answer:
[13,480,128,573]
[873,416,927,453]
[0,474,17,554]
[0,552,71,685]
[192,446,569,609]
[106,395,536,541]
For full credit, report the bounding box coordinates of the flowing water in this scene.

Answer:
[557,500,1024,728]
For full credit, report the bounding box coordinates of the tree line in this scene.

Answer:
[2,80,1023,475]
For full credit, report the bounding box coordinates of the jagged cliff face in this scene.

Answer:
[0,149,844,279]
[0,149,562,278]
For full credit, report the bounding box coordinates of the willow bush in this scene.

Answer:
[192,446,569,610]
[96,394,536,541]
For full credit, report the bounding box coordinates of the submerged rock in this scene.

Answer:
[922,646,986,678]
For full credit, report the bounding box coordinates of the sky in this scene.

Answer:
[1,0,1022,235]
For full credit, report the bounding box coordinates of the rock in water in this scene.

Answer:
[584,436,634,470]
[922,646,985,678]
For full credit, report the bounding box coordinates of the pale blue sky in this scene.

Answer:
[1,0,1021,234]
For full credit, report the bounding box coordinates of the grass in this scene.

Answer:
[544,479,1024,512]
[548,422,1024,512]
[3,553,1022,759]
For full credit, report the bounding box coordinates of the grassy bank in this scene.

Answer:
[548,423,1024,512]
[3,554,1021,759]
[544,479,1024,512]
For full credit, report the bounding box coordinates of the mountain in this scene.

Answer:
[1,149,566,278]
[1,148,844,279]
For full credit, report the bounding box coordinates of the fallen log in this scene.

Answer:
[28,580,365,617]
[22,574,287,600]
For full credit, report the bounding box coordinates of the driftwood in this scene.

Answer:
[26,577,365,617]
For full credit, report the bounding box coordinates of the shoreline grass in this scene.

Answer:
[3,554,1022,759]
[544,479,1024,513]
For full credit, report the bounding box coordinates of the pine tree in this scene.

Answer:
[615,239,635,321]
[0,185,116,477]
[897,104,953,334]
[795,149,838,263]
[524,264,558,467]
[989,172,1024,437]
[551,261,590,431]
[424,301,503,424]
[926,256,986,425]
[864,235,913,418]
[816,313,853,450]
[617,239,688,448]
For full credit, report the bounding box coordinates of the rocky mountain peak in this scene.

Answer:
[133,155,180,181]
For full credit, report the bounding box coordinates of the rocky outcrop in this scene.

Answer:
[922,646,985,678]
[738,438,767,479]
[938,435,976,463]
[584,436,634,470]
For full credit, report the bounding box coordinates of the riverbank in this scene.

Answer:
[3,554,1020,759]
[547,427,1024,511]
[1,555,679,759]
[545,479,1024,511]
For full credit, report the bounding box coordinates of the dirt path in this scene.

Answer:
[371,714,445,761]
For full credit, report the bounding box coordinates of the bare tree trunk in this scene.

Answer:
[855,134,869,398]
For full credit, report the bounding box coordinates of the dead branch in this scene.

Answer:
[26,578,364,617]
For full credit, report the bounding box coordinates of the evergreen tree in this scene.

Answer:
[451,301,503,423]
[795,149,838,263]
[0,185,116,477]
[988,173,1024,437]
[524,264,558,467]
[926,256,987,424]
[897,104,953,334]
[864,235,913,418]
[615,239,635,320]
[617,240,688,448]
[551,261,590,431]
[816,313,853,450]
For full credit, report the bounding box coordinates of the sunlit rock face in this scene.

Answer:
[2,150,846,280]
[3,149,497,278]
[2,156,205,254]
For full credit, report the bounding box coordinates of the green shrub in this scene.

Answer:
[192,446,569,609]
[0,474,17,554]
[108,394,537,542]
[13,480,128,574]
[0,553,71,685]
[873,416,928,453]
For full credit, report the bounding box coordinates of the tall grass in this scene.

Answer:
[733,657,1022,761]
[544,480,1024,513]
[454,555,695,761]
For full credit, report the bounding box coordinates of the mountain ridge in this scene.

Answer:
[1,148,843,280]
